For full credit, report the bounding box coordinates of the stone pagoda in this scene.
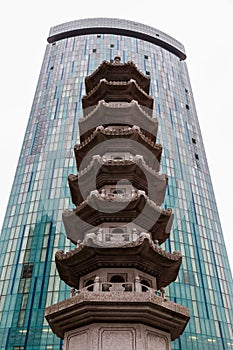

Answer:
[45,57,190,349]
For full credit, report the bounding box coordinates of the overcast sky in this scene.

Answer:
[0,0,232,271]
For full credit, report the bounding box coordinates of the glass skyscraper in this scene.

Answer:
[0,18,232,350]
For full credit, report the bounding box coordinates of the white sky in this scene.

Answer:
[0,0,232,271]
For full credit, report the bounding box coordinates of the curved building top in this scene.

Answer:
[47,18,186,61]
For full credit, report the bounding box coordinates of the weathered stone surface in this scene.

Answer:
[64,324,171,350]
[45,291,189,341]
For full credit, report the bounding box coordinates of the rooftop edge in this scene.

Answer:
[47,18,186,61]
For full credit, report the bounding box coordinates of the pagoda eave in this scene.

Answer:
[62,194,173,244]
[85,60,150,94]
[55,237,182,290]
[79,100,158,142]
[74,127,162,171]
[82,79,154,113]
[68,159,167,206]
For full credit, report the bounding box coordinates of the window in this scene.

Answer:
[185,88,189,93]
[110,188,126,195]
[111,155,125,160]
[111,227,126,234]
[50,66,54,70]
[192,138,196,144]
[21,263,33,278]
[92,48,96,53]
[141,279,151,292]
[183,270,190,284]
[103,274,127,292]
[84,279,94,291]
[109,275,125,283]
[97,34,101,38]
[110,44,114,48]
[186,104,190,110]
[195,153,199,160]
[144,55,148,59]
[146,71,150,75]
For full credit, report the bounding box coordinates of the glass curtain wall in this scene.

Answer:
[0,18,232,349]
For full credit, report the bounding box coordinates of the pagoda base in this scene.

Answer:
[45,291,189,349]
[64,323,170,350]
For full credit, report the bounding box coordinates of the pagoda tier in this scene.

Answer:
[82,79,154,115]
[85,60,150,94]
[74,125,162,172]
[79,100,158,143]
[62,191,173,245]
[55,236,182,290]
[68,155,168,206]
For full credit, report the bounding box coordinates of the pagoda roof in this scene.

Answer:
[62,191,173,245]
[79,100,158,142]
[82,79,153,115]
[74,126,162,172]
[55,236,182,290]
[68,155,167,206]
[85,60,150,94]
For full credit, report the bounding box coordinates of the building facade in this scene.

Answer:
[45,57,190,350]
[0,18,232,350]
